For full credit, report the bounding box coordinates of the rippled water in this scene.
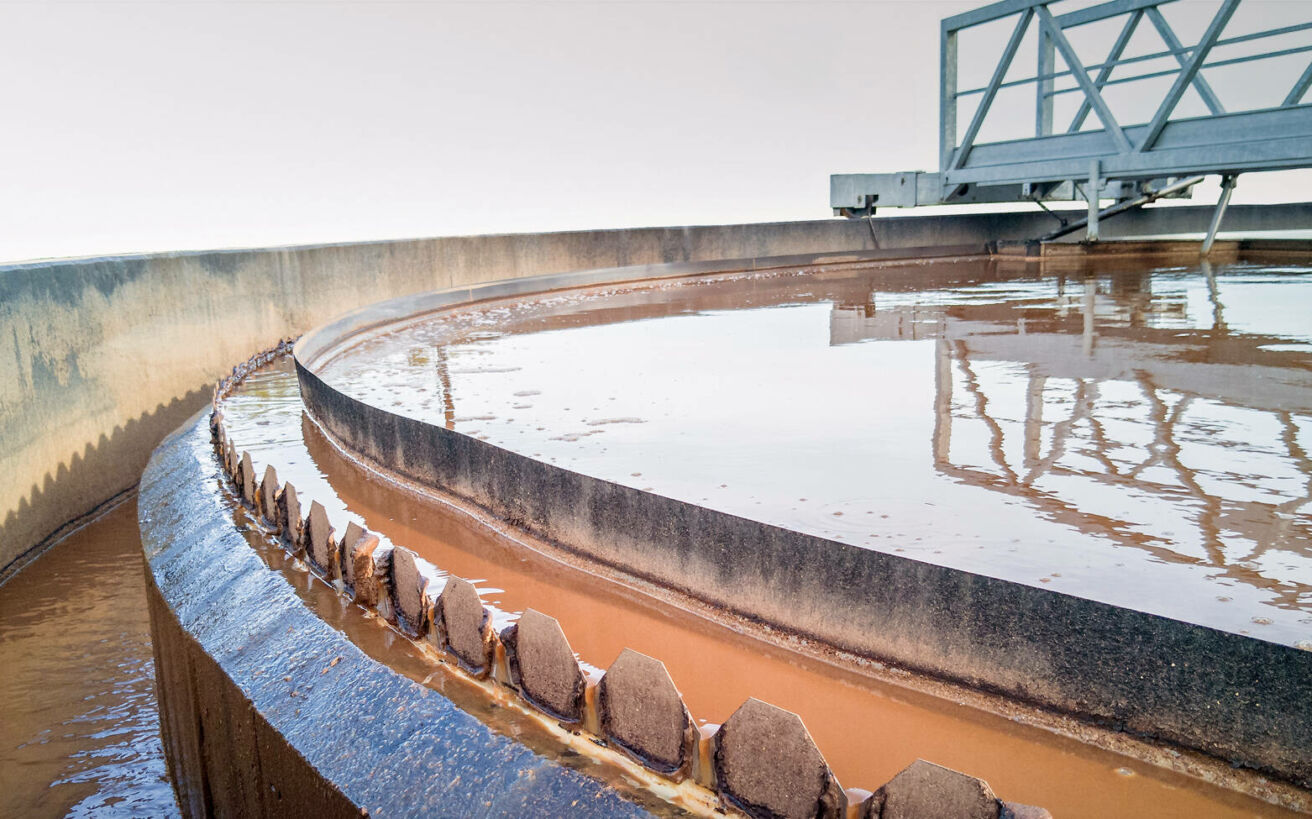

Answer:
[319,258,1312,644]
[0,498,178,817]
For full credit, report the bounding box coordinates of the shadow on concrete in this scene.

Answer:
[0,386,211,584]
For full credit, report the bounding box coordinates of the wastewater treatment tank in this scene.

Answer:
[312,256,1312,644]
[160,245,1312,818]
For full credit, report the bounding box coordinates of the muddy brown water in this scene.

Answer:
[315,257,1312,644]
[0,498,179,817]
[223,369,1303,812]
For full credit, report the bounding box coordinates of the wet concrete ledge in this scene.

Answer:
[294,249,1312,791]
[140,409,656,818]
[8,203,1312,575]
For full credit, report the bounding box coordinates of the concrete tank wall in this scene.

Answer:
[5,202,1311,574]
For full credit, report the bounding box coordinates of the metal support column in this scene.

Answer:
[1202,174,1238,256]
[1036,25,1054,137]
[1086,160,1101,242]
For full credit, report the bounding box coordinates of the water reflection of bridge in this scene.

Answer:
[830,269,1312,610]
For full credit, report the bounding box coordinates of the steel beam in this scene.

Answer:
[959,22,1312,99]
[945,0,1176,32]
[1087,160,1101,241]
[1202,174,1237,256]
[1145,6,1225,116]
[1284,60,1312,107]
[1069,10,1142,133]
[1036,26,1055,137]
[941,27,958,173]
[951,9,1034,171]
[942,105,1312,187]
[1047,42,1312,98]
[1136,0,1239,152]
[1036,6,1132,154]
[944,0,1045,33]
[1055,0,1176,29]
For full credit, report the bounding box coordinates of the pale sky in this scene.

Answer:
[1,0,1309,263]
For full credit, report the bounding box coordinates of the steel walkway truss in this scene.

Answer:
[831,0,1312,247]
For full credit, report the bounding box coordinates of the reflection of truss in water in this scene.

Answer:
[830,269,1312,609]
[929,332,1312,611]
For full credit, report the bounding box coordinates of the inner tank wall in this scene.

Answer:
[7,203,1312,574]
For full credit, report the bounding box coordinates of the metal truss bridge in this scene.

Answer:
[831,0,1312,249]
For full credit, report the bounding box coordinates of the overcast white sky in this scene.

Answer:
[1,0,1309,263]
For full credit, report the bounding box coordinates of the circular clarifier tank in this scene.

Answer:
[314,258,1312,644]
[220,251,1312,815]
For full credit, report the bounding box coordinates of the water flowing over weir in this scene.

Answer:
[180,250,1312,817]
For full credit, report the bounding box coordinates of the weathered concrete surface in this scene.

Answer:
[349,537,388,608]
[140,410,656,818]
[599,649,695,777]
[294,256,1312,789]
[1001,803,1054,819]
[437,576,494,676]
[305,500,336,577]
[712,698,845,819]
[389,546,428,637]
[338,520,364,556]
[258,465,278,525]
[275,481,302,551]
[867,760,999,819]
[501,609,586,722]
[237,451,255,506]
[9,206,1310,575]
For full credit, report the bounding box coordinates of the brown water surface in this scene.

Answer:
[221,354,1306,817]
[316,258,1312,643]
[0,498,178,817]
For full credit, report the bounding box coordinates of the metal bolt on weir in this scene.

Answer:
[831,0,1312,252]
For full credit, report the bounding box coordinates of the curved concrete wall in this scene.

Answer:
[141,410,656,818]
[0,216,971,575]
[7,203,1312,575]
[293,259,1312,789]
